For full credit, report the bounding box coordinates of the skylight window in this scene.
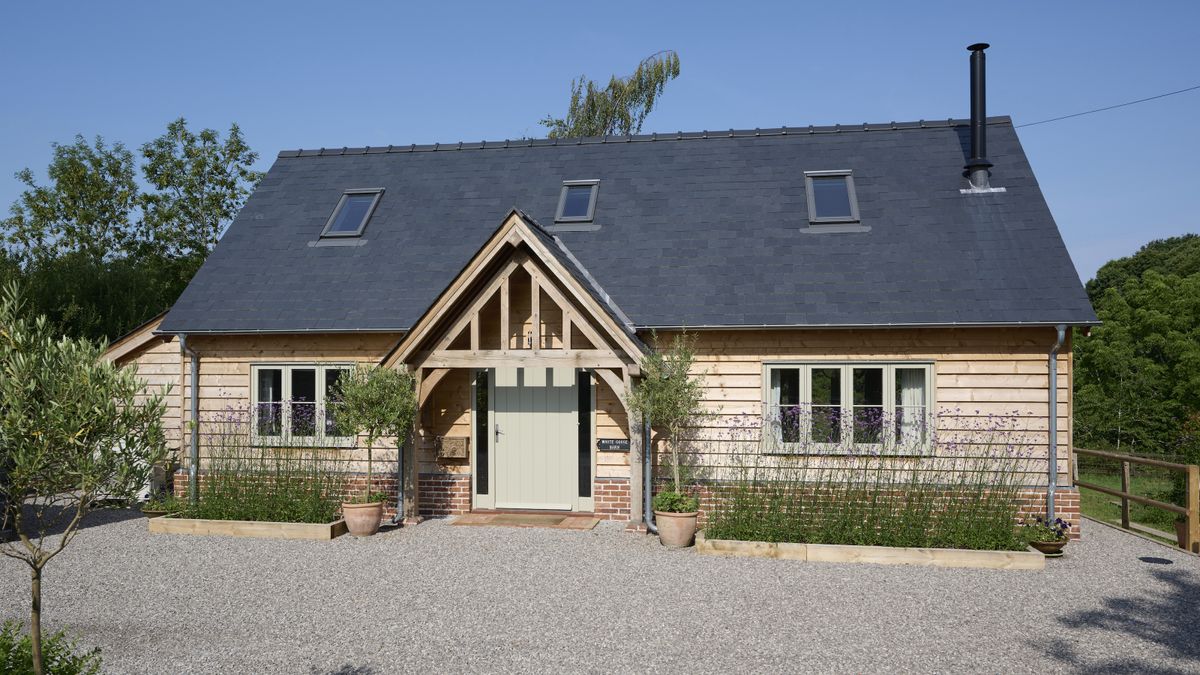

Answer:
[555,180,599,222]
[804,171,859,224]
[321,189,383,237]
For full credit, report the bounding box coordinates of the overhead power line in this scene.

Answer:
[1017,84,1200,128]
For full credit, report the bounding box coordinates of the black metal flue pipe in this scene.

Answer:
[965,43,993,188]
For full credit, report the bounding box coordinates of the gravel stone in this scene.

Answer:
[2,514,1198,673]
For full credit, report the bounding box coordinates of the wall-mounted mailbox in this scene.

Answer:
[437,436,469,460]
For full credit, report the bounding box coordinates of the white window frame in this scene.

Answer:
[762,362,934,455]
[250,363,355,446]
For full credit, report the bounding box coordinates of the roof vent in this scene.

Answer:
[964,43,993,189]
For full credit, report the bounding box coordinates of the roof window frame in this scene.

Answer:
[555,179,600,223]
[320,188,385,238]
[804,170,860,225]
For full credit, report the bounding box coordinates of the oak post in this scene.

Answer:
[1188,464,1199,554]
[1120,459,1131,530]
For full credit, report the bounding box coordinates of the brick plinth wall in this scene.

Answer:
[1016,488,1082,539]
[594,478,631,520]
[418,473,471,517]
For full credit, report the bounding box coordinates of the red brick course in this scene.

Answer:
[593,478,631,520]
[418,473,471,517]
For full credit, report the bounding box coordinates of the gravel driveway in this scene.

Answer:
[2,513,1198,674]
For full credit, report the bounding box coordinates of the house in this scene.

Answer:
[109,45,1096,532]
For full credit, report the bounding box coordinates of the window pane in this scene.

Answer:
[291,369,317,437]
[476,371,489,495]
[811,368,841,406]
[811,176,852,219]
[895,367,928,446]
[812,406,841,443]
[256,369,283,436]
[327,194,376,234]
[895,368,926,407]
[853,368,883,443]
[853,368,883,406]
[324,369,346,436]
[771,368,802,443]
[560,185,593,219]
[772,368,800,406]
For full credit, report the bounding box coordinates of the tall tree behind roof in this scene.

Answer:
[540,51,681,139]
[139,118,263,259]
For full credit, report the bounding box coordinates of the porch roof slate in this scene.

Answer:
[158,117,1097,334]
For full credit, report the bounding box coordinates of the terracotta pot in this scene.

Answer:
[654,511,699,548]
[1029,539,1067,557]
[342,501,384,537]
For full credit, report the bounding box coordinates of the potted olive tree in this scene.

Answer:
[331,366,417,537]
[629,332,705,547]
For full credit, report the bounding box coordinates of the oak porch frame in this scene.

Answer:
[383,211,647,523]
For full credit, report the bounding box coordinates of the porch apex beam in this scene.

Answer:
[500,275,510,351]
[531,277,541,353]
[419,351,627,370]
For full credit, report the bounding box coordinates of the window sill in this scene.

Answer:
[800,222,871,234]
[251,437,356,449]
[761,445,930,458]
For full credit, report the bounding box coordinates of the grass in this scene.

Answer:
[1077,470,1180,543]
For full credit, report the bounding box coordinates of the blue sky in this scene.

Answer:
[2,1,1198,282]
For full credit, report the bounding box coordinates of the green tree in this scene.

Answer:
[3,136,139,262]
[2,119,263,342]
[1076,236,1200,456]
[540,51,681,138]
[139,118,263,259]
[628,332,705,510]
[331,366,418,503]
[0,282,167,675]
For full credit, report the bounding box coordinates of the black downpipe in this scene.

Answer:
[965,43,993,189]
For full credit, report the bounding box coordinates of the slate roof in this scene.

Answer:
[158,117,1098,334]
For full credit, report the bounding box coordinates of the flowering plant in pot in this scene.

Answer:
[330,366,417,537]
[1020,516,1071,557]
[630,332,706,548]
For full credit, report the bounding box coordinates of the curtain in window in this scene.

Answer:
[895,368,926,445]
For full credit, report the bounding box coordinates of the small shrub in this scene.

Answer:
[1019,517,1070,543]
[0,621,101,675]
[652,491,699,513]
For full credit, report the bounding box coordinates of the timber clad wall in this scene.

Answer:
[658,327,1074,487]
[143,325,1072,521]
[126,335,183,452]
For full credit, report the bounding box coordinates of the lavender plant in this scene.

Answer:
[187,403,346,523]
[702,408,1040,551]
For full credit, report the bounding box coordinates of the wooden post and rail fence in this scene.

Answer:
[1074,447,1199,553]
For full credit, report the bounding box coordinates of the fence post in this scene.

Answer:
[1187,465,1199,554]
[1120,460,1131,530]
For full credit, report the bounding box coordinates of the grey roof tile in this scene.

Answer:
[159,117,1097,334]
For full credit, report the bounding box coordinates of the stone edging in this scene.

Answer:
[695,532,1045,570]
[148,515,347,540]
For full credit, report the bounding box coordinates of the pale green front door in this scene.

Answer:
[492,367,579,511]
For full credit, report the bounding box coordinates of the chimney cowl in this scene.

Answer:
[965,43,993,189]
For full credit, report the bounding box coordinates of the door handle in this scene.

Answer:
[495,423,502,442]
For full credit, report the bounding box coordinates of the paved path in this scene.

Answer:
[2,514,1198,673]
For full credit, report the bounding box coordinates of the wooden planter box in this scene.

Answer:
[148,515,347,540]
[695,532,1045,570]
